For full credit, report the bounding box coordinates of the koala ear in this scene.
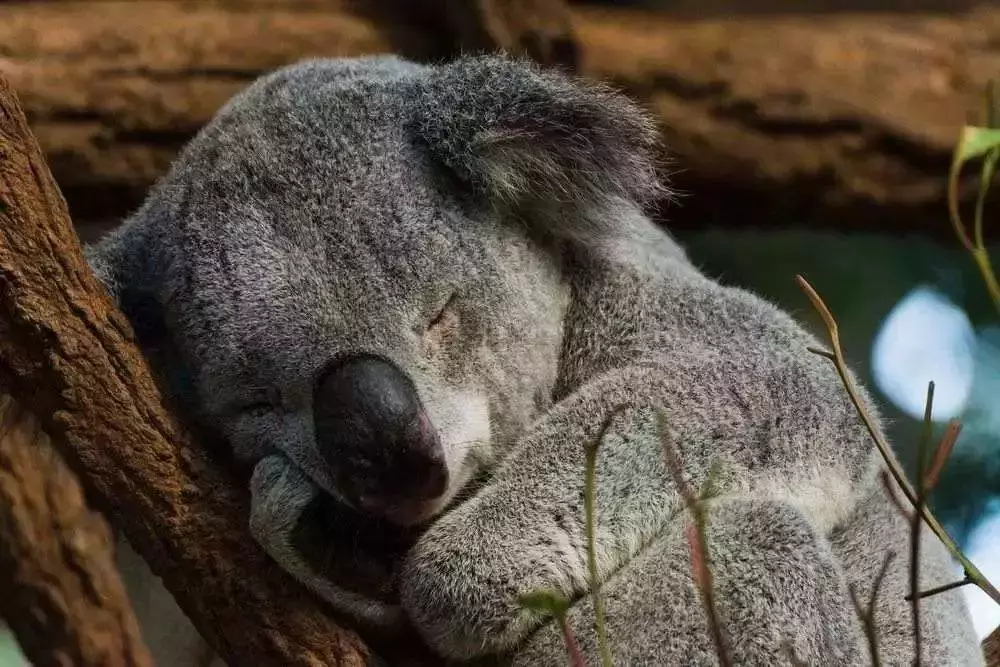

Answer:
[411,55,669,244]
[84,220,163,342]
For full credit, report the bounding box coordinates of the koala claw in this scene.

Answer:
[249,455,405,630]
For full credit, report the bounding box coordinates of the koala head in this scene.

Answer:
[87,54,666,526]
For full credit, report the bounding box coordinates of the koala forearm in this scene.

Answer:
[511,497,869,667]
[400,356,871,659]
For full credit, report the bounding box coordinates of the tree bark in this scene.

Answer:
[0,396,153,667]
[986,625,1000,667]
[0,69,372,667]
[1,1,997,239]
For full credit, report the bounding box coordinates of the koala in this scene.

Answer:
[86,54,985,665]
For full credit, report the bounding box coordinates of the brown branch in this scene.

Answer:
[985,625,999,667]
[905,576,974,602]
[3,1,996,237]
[0,68,371,666]
[0,395,153,667]
[655,411,732,667]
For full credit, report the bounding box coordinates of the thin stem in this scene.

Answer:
[557,615,587,667]
[910,382,935,667]
[906,577,975,602]
[971,249,1000,313]
[923,420,961,492]
[657,411,732,667]
[850,552,896,667]
[795,275,1000,608]
[879,470,912,520]
[972,152,994,253]
[584,408,624,667]
[948,147,976,253]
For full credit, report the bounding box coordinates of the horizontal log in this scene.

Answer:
[2,2,998,239]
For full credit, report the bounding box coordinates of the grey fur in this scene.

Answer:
[87,54,984,665]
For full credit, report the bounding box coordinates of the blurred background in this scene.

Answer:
[1,0,998,662]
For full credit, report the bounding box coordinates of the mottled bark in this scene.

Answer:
[0,396,153,667]
[1,1,996,239]
[986,626,999,667]
[0,70,371,667]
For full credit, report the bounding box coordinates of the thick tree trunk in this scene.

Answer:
[0,70,373,667]
[1,1,997,239]
[0,396,153,667]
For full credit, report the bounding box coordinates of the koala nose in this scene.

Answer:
[312,354,449,512]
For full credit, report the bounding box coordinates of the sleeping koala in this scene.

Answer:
[86,54,984,665]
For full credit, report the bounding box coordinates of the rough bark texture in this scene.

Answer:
[0,396,153,667]
[0,1,997,239]
[0,70,373,667]
[987,626,1000,667]
[576,5,996,238]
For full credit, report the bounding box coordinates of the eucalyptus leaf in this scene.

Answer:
[956,126,1000,163]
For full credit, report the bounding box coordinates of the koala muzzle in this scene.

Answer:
[312,354,449,519]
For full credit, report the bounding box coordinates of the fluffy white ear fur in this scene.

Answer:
[411,54,671,247]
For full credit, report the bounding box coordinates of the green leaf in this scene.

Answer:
[973,145,999,248]
[956,126,1000,163]
[518,589,570,619]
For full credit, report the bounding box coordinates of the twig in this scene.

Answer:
[923,420,961,493]
[559,617,588,667]
[906,577,975,602]
[849,552,896,667]
[947,81,1000,313]
[910,382,935,667]
[583,405,627,667]
[795,275,1000,608]
[656,410,732,667]
[518,590,586,667]
[879,470,912,521]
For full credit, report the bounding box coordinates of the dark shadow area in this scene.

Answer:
[347,0,579,69]
[652,172,961,242]
[572,0,991,16]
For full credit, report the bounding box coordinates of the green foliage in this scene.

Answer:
[948,81,1000,313]
[954,127,1000,163]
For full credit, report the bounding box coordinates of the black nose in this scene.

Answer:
[312,354,449,511]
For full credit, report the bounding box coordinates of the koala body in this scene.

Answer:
[88,55,984,665]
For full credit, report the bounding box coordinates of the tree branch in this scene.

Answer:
[3,1,995,237]
[985,625,999,667]
[0,69,371,667]
[0,395,153,667]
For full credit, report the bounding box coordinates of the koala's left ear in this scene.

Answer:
[410,54,669,244]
